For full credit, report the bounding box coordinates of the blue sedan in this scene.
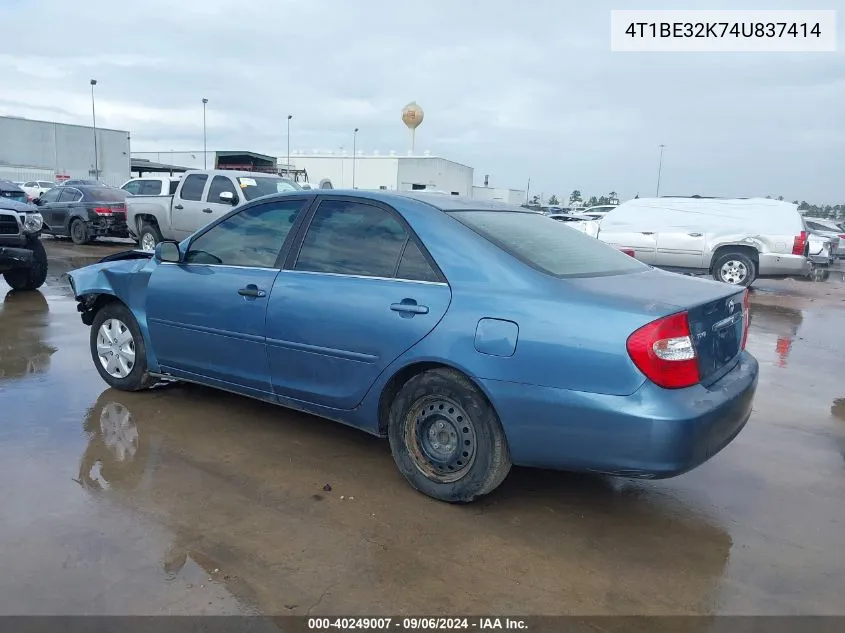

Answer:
[67,191,759,503]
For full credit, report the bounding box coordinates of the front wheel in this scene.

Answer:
[713,252,757,286]
[89,302,157,391]
[2,239,48,290]
[388,368,512,503]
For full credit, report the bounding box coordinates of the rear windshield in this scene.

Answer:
[448,210,647,278]
[83,188,128,202]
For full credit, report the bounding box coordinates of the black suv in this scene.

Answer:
[0,181,48,291]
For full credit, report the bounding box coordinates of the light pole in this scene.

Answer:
[352,127,359,189]
[202,98,208,169]
[90,79,98,179]
[287,114,293,177]
[655,144,666,197]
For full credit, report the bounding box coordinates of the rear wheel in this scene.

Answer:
[70,218,90,245]
[89,302,157,391]
[3,240,48,291]
[388,368,511,503]
[139,222,163,252]
[713,251,756,286]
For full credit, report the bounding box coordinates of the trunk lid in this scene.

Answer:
[565,268,745,383]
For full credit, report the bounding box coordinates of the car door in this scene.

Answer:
[57,187,84,232]
[145,197,311,399]
[170,173,210,238]
[36,188,62,231]
[265,196,452,409]
[655,229,705,269]
[598,227,658,265]
[203,175,240,217]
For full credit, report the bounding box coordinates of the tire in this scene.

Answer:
[2,239,48,291]
[712,251,756,286]
[89,301,157,391]
[387,368,511,503]
[138,222,163,252]
[70,218,90,245]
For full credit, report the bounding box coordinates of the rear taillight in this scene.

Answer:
[741,289,750,350]
[618,247,636,257]
[93,207,112,215]
[792,230,807,255]
[838,234,845,240]
[626,311,699,389]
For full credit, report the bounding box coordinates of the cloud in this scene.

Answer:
[0,0,842,202]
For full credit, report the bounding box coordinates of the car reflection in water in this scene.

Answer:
[76,388,734,617]
[747,302,803,368]
[0,290,57,380]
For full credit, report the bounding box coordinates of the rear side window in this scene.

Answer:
[169,180,180,195]
[39,188,61,203]
[180,174,208,201]
[397,240,440,282]
[449,211,646,278]
[138,180,163,195]
[122,181,141,195]
[295,200,408,278]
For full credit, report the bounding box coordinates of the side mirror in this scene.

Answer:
[32,198,42,206]
[155,241,181,263]
[219,191,237,205]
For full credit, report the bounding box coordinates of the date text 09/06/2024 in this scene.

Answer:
[308,617,529,630]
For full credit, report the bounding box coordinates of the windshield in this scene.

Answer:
[448,211,647,278]
[237,176,301,200]
[84,188,128,202]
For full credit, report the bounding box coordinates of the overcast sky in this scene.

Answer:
[1,0,842,202]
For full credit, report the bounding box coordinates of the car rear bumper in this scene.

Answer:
[88,216,129,238]
[0,244,34,269]
[757,253,809,278]
[482,351,758,477]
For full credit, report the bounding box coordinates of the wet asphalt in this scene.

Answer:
[0,237,843,616]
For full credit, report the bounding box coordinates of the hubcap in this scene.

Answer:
[72,222,84,241]
[140,233,157,251]
[720,260,748,284]
[96,318,136,378]
[405,396,477,483]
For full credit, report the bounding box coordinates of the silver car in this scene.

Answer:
[803,217,845,258]
[596,197,812,286]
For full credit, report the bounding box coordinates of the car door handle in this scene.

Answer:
[390,300,429,315]
[688,232,703,237]
[641,231,655,235]
[174,204,184,210]
[238,285,266,298]
[202,208,213,213]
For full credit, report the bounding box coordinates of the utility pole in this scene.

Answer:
[287,114,293,177]
[525,177,531,205]
[202,98,208,169]
[90,79,98,179]
[656,144,666,197]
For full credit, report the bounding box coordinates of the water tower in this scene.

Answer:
[401,102,424,154]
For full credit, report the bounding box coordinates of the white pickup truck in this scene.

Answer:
[125,169,301,250]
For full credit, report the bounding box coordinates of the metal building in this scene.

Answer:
[0,116,131,187]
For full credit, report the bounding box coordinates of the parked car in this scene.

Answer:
[582,204,617,220]
[34,185,129,244]
[0,198,47,290]
[803,217,845,258]
[0,179,30,204]
[68,191,758,503]
[20,180,56,201]
[120,176,182,197]
[126,169,301,251]
[596,197,812,286]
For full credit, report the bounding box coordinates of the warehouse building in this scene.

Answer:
[0,115,131,187]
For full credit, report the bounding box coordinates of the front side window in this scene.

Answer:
[58,188,81,203]
[295,200,408,278]
[184,199,306,268]
[237,176,301,201]
[39,188,61,203]
[449,210,647,278]
[180,174,208,201]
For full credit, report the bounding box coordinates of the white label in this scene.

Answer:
[610,10,837,52]
[238,177,257,187]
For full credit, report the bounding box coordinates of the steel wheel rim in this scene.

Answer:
[99,402,139,462]
[96,318,136,378]
[404,396,477,483]
[720,260,747,284]
[140,233,156,251]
